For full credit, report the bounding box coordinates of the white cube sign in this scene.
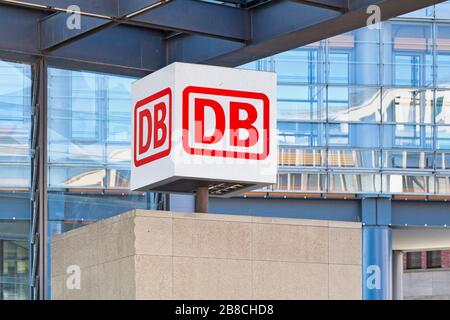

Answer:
[131,62,277,196]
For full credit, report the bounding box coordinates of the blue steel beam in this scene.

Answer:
[290,0,349,12]
[210,196,450,228]
[39,0,248,51]
[40,13,112,51]
[0,5,166,75]
[167,0,447,66]
[0,0,447,72]
[130,0,248,41]
[39,0,169,51]
[0,0,119,16]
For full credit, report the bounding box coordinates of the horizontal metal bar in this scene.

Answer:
[130,0,249,41]
[40,13,112,51]
[0,0,118,16]
[290,0,349,12]
[39,0,248,52]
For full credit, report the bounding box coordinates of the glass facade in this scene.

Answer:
[0,61,32,299]
[1,1,450,300]
[46,68,161,296]
[241,5,450,195]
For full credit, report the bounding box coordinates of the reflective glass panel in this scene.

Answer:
[278,147,325,167]
[274,48,324,84]
[436,176,450,194]
[328,123,380,148]
[382,88,433,124]
[328,173,381,193]
[328,149,381,169]
[276,173,326,192]
[382,174,434,193]
[48,166,105,189]
[277,85,325,121]
[436,151,450,170]
[436,89,450,124]
[0,61,32,188]
[327,28,380,85]
[383,124,433,148]
[437,25,450,88]
[277,122,325,147]
[383,22,433,87]
[436,2,450,19]
[328,86,381,122]
[436,125,450,149]
[48,68,135,188]
[383,150,434,170]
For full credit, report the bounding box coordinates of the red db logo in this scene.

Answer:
[182,86,270,160]
[134,88,172,167]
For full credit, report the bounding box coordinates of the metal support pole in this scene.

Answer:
[362,226,392,300]
[392,251,404,300]
[33,58,48,300]
[0,240,3,300]
[195,187,209,213]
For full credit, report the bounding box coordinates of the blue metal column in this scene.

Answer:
[361,197,392,300]
[362,226,392,300]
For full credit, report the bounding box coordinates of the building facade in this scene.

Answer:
[2,1,450,299]
[404,250,450,299]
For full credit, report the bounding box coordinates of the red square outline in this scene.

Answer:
[182,86,270,160]
[133,87,172,167]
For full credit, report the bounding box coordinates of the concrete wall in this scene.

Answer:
[404,269,450,300]
[51,210,362,300]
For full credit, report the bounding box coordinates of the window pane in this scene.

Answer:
[106,144,130,164]
[237,61,258,70]
[277,85,325,121]
[47,192,155,221]
[48,68,135,190]
[436,125,450,149]
[328,173,381,193]
[383,124,433,148]
[48,166,105,189]
[427,251,441,268]
[436,2,450,18]
[327,123,349,146]
[106,168,130,188]
[274,49,323,84]
[437,25,450,88]
[436,152,450,170]
[436,90,450,124]
[0,239,30,300]
[328,123,379,148]
[382,174,433,194]
[275,173,326,192]
[436,176,450,194]
[406,252,422,269]
[328,29,380,85]
[328,149,380,169]
[276,173,288,190]
[383,22,433,87]
[48,141,104,163]
[382,88,433,124]
[278,122,325,147]
[0,61,32,189]
[383,150,434,170]
[0,165,30,188]
[328,86,381,122]
[278,147,325,167]
[400,6,434,19]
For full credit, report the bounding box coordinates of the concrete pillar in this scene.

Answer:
[392,251,404,300]
[362,226,392,300]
